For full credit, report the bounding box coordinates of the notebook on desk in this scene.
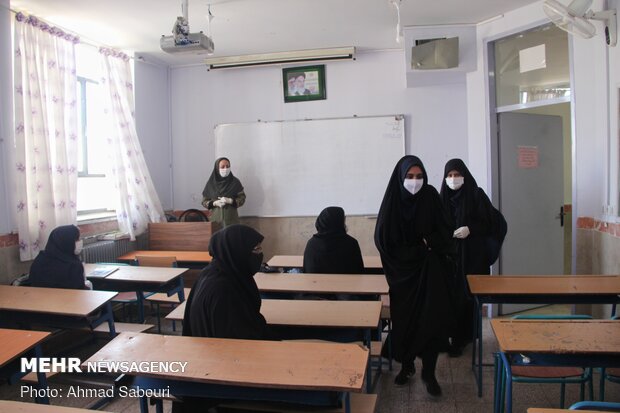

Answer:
[87,266,119,278]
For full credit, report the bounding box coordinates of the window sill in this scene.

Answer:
[77,211,117,224]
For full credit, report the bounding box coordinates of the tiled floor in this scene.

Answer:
[1,312,619,413]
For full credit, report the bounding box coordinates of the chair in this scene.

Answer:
[94,262,152,323]
[178,208,209,222]
[496,314,594,413]
[599,315,620,401]
[569,401,620,411]
[137,255,182,333]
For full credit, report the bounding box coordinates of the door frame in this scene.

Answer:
[484,22,577,314]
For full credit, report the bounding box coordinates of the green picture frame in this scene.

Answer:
[283,65,326,103]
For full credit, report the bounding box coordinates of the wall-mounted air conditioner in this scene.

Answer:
[205,47,355,70]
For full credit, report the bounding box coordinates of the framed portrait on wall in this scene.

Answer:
[283,65,326,103]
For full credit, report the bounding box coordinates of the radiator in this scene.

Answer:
[80,238,134,264]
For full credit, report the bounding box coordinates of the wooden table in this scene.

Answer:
[167,299,382,330]
[254,272,388,295]
[84,332,368,413]
[168,298,382,392]
[267,255,383,273]
[0,329,51,404]
[117,250,211,268]
[0,400,114,412]
[85,263,188,323]
[492,319,620,413]
[0,285,117,337]
[467,274,620,397]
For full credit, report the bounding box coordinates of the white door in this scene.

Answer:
[498,112,564,314]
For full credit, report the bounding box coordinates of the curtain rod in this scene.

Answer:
[3,3,135,59]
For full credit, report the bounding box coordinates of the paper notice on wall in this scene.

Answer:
[518,145,539,168]
[519,44,546,73]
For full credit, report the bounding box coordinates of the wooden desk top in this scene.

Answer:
[467,274,620,295]
[84,332,368,392]
[84,264,187,283]
[0,285,117,317]
[0,328,50,367]
[167,299,382,328]
[0,400,115,413]
[254,273,388,295]
[117,250,212,263]
[490,319,620,354]
[267,255,382,269]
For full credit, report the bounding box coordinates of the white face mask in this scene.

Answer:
[219,168,230,178]
[403,178,424,195]
[74,240,83,255]
[445,176,465,190]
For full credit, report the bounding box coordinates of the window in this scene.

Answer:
[494,24,570,108]
[75,44,115,216]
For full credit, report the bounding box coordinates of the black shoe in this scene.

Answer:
[394,363,415,385]
[422,374,442,396]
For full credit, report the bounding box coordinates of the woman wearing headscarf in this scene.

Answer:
[173,224,273,413]
[182,224,270,340]
[374,155,456,396]
[29,225,89,289]
[440,158,494,357]
[201,157,246,227]
[303,206,364,275]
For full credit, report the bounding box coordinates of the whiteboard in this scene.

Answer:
[214,115,405,217]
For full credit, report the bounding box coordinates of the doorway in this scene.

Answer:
[489,24,573,315]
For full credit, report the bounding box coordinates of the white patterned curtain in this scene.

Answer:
[98,48,165,240]
[13,13,79,260]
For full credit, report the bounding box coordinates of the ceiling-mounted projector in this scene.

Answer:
[160,0,214,55]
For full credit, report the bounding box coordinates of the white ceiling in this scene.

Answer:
[10,0,542,66]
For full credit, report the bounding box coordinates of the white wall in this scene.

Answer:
[467,0,614,219]
[167,50,469,212]
[134,60,173,210]
[0,0,12,234]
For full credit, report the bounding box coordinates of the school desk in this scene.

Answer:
[0,329,51,404]
[116,250,212,268]
[85,263,187,323]
[0,400,115,412]
[0,285,117,337]
[491,319,620,413]
[84,332,368,413]
[167,299,382,392]
[254,272,388,295]
[267,255,383,273]
[467,274,620,397]
[167,299,381,332]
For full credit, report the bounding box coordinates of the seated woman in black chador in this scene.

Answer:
[29,225,89,290]
[302,206,364,301]
[303,206,364,275]
[374,155,456,396]
[173,225,273,413]
[182,224,271,340]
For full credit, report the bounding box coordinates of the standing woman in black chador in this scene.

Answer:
[374,155,456,396]
[440,158,494,356]
[201,157,246,228]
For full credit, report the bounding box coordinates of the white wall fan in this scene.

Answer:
[543,0,617,46]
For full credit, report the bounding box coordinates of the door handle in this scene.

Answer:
[555,206,565,227]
